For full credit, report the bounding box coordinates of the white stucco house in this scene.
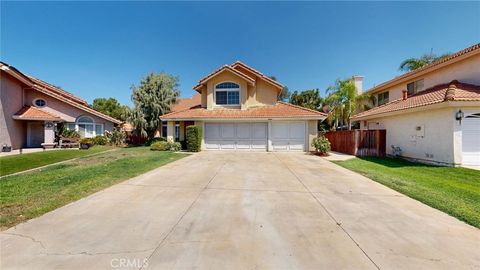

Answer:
[352,43,480,168]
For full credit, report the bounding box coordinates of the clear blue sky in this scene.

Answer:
[1,1,479,106]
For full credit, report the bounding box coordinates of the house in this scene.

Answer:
[160,61,326,151]
[352,43,480,167]
[0,61,122,150]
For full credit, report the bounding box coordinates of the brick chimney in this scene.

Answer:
[352,75,364,95]
[402,90,408,100]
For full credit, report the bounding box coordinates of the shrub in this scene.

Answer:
[150,140,181,151]
[92,135,107,145]
[146,137,166,146]
[79,138,95,149]
[106,128,126,146]
[61,129,80,139]
[186,125,202,152]
[312,136,331,155]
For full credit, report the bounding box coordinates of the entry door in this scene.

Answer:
[462,114,480,167]
[271,121,306,151]
[27,122,44,148]
[204,122,267,151]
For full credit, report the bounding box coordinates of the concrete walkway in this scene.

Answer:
[1,152,479,269]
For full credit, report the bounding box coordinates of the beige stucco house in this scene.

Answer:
[352,43,480,168]
[0,61,122,150]
[161,61,326,151]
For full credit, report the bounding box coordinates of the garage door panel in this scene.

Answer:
[462,116,480,166]
[204,122,267,151]
[272,141,289,151]
[288,141,305,151]
[205,124,220,139]
[236,123,251,139]
[271,121,306,152]
[251,140,267,150]
[289,122,306,139]
[219,141,236,150]
[205,141,221,150]
[252,123,267,139]
[221,124,235,139]
[236,140,252,150]
[272,123,289,139]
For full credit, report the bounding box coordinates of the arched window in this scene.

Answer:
[215,82,240,105]
[76,116,95,138]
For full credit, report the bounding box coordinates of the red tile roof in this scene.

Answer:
[366,43,480,94]
[13,106,62,121]
[171,93,202,112]
[161,101,326,120]
[352,80,480,120]
[193,61,283,91]
[28,76,89,106]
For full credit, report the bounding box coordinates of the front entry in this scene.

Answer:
[204,122,267,151]
[27,122,45,148]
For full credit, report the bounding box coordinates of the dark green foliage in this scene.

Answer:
[150,140,181,151]
[91,97,130,121]
[146,137,166,146]
[311,136,331,154]
[60,129,80,138]
[186,126,202,152]
[92,135,107,145]
[290,89,324,111]
[79,138,95,146]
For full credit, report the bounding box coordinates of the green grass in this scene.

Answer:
[0,146,113,176]
[0,147,187,229]
[333,157,480,228]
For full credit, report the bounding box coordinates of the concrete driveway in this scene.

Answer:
[1,152,479,269]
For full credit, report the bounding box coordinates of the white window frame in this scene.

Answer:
[32,98,47,108]
[214,82,240,106]
[70,116,104,138]
[95,124,104,136]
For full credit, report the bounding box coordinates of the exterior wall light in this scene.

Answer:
[456,109,464,124]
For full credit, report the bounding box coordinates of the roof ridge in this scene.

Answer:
[231,61,284,89]
[444,80,458,101]
[277,101,327,116]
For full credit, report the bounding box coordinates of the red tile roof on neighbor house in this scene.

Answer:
[13,106,62,121]
[352,80,480,120]
[171,93,202,112]
[366,43,480,94]
[161,102,326,120]
[193,61,284,91]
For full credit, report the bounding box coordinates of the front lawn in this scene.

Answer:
[0,147,187,230]
[0,146,112,176]
[334,157,480,228]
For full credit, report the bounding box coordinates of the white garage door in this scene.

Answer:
[462,113,480,167]
[271,121,306,151]
[205,122,267,151]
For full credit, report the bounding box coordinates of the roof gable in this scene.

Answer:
[194,65,255,91]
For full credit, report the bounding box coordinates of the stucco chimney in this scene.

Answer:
[402,90,408,100]
[352,75,364,95]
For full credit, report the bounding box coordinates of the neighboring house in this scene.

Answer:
[352,43,480,167]
[161,61,326,151]
[0,61,122,150]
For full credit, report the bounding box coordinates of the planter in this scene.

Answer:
[79,143,91,150]
[2,145,12,152]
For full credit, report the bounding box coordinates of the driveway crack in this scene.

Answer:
[3,232,46,249]
[273,154,381,270]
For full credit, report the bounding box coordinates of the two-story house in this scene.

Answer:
[352,43,480,167]
[1,61,122,150]
[160,61,326,151]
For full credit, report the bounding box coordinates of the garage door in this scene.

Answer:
[204,122,267,151]
[271,121,306,151]
[462,113,480,167]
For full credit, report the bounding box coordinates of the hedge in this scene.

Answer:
[186,125,202,152]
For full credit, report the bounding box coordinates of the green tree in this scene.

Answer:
[290,88,324,111]
[399,52,451,72]
[128,72,180,139]
[325,78,373,130]
[91,98,130,121]
[268,75,291,101]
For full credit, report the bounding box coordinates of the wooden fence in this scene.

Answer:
[323,130,386,157]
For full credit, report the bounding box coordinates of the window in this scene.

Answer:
[33,98,47,108]
[67,123,76,131]
[76,116,95,138]
[407,79,424,96]
[175,122,180,140]
[215,82,240,105]
[377,91,389,106]
[161,122,167,138]
[95,124,104,136]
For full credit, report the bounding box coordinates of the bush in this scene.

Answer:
[92,135,107,145]
[146,137,166,146]
[61,129,80,139]
[186,125,202,152]
[79,138,95,149]
[312,136,331,155]
[150,140,181,151]
[106,128,126,146]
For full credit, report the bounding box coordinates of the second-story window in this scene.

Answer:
[377,91,389,106]
[215,82,240,105]
[407,79,424,96]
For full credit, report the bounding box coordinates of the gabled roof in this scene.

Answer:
[13,106,62,121]
[193,61,284,92]
[365,43,480,94]
[171,93,202,112]
[352,80,480,120]
[0,61,122,124]
[160,101,326,120]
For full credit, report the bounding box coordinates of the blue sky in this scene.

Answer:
[1,1,479,106]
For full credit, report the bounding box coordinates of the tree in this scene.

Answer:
[325,78,373,130]
[289,89,324,111]
[399,52,451,72]
[91,98,130,121]
[128,72,180,139]
[268,75,291,101]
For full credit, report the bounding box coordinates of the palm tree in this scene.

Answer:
[399,52,451,72]
[325,78,374,130]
